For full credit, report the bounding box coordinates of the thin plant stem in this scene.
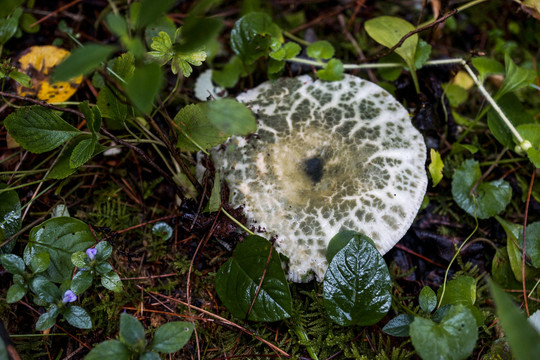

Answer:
[293,323,319,360]
[221,209,254,235]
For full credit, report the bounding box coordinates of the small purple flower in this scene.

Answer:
[86,248,97,261]
[62,290,77,304]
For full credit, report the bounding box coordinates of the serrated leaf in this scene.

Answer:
[317,58,344,81]
[489,280,540,360]
[84,340,131,360]
[6,284,27,303]
[120,313,146,350]
[382,314,415,337]
[215,235,292,322]
[64,306,92,329]
[147,31,173,65]
[101,271,122,292]
[428,149,444,186]
[4,106,81,153]
[71,270,94,295]
[487,93,534,149]
[97,86,127,130]
[174,104,229,151]
[150,322,194,353]
[323,235,392,326]
[125,63,163,114]
[307,40,335,59]
[230,12,282,64]
[419,286,437,313]
[203,99,257,136]
[23,217,95,283]
[70,138,96,168]
[0,254,25,274]
[451,159,512,219]
[0,183,21,251]
[410,305,478,360]
[53,44,117,82]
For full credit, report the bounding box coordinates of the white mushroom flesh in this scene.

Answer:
[211,74,427,281]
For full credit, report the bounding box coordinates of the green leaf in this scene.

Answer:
[489,280,540,360]
[71,251,87,268]
[419,286,437,313]
[64,305,92,329]
[101,271,122,292]
[31,276,61,304]
[78,101,102,135]
[105,13,128,38]
[428,149,444,187]
[71,270,94,295]
[45,137,91,179]
[147,31,173,65]
[517,124,540,168]
[6,283,27,303]
[23,217,95,283]
[152,222,173,241]
[53,44,117,82]
[444,83,468,107]
[0,254,25,274]
[451,159,512,219]
[316,58,344,81]
[322,235,392,326]
[8,70,32,88]
[35,306,60,331]
[487,93,534,149]
[306,40,335,59]
[96,262,113,275]
[525,222,540,268]
[0,7,21,45]
[495,54,536,99]
[144,16,176,47]
[97,87,127,129]
[215,235,292,322]
[410,305,478,360]
[95,241,113,261]
[414,39,431,69]
[135,0,176,30]
[4,106,81,153]
[203,99,257,136]
[84,340,131,360]
[365,16,417,70]
[174,104,229,151]
[382,314,414,337]
[173,15,222,53]
[438,276,476,307]
[471,56,504,83]
[30,252,50,274]
[125,63,163,114]
[230,12,282,64]
[212,56,243,88]
[70,138,96,169]
[377,53,403,81]
[140,351,160,360]
[0,183,21,251]
[325,230,360,263]
[492,246,522,289]
[150,322,194,353]
[119,313,146,350]
[203,172,221,213]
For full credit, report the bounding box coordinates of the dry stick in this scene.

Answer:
[366,9,457,62]
[522,170,536,316]
[141,289,291,358]
[29,0,82,27]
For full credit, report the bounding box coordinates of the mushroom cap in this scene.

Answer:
[212,74,427,281]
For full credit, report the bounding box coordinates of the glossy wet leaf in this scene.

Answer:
[365,16,417,70]
[150,322,194,353]
[31,276,61,304]
[317,58,344,81]
[64,306,92,329]
[203,99,257,136]
[325,230,357,263]
[230,12,282,64]
[322,235,392,326]
[84,340,131,360]
[410,304,478,360]
[428,149,444,186]
[215,235,292,322]
[419,286,437,313]
[125,63,163,114]
[23,217,95,283]
[489,280,540,360]
[6,284,27,303]
[53,44,116,82]
[487,93,534,149]
[382,314,414,337]
[71,270,94,295]
[35,306,60,331]
[95,241,112,262]
[101,271,122,292]
[307,40,335,59]
[517,124,540,168]
[0,7,21,45]
[0,183,21,250]
[0,254,25,274]
[525,222,540,268]
[174,104,230,151]
[438,276,476,307]
[152,222,173,241]
[452,159,512,219]
[4,106,81,153]
[119,313,146,350]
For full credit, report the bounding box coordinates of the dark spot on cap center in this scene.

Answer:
[302,156,324,183]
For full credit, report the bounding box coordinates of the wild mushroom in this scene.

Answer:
[212,74,427,281]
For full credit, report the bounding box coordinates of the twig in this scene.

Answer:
[29,0,82,27]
